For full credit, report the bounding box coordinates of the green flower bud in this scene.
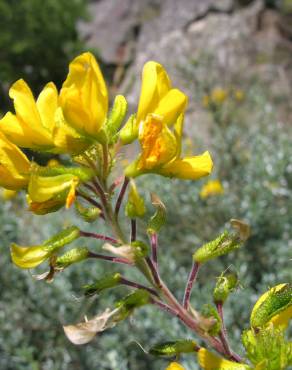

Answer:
[131,240,149,260]
[55,247,89,269]
[213,271,239,304]
[125,181,146,218]
[116,289,151,319]
[43,226,80,252]
[105,95,128,144]
[83,273,122,297]
[149,339,198,357]
[119,114,137,144]
[193,219,250,263]
[75,201,101,223]
[147,193,166,234]
[250,283,292,329]
[201,304,222,336]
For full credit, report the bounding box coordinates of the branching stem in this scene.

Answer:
[115,177,129,217]
[183,261,201,310]
[80,230,119,245]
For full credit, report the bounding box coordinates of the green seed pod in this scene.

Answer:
[105,95,128,144]
[119,114,137,145]
[83,273,122,296]
[250,283,292,329]
[125,181,146,218]
[147,193,166,234]
[43,226,80,252]
[149,339,198,357]
[193,219,249,263]
[75,201,101,223]
[55,247,89,269]
[213,271,239,304]
[116,289,151,319]
[201,304,222,336]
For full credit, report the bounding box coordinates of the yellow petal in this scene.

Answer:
[28,173,77,203]
[138,114,177,170]
[11,243,49,269]
[36,82,58,132]
[66,178,78,209]
[165,362,185,370]
[154,88,188,126]
[198,348,250,370]
[160,151,213,180]
[0,132,30,189]
[60,52,108,138]
[53,107,90,154]
[136,61,171,124]
[0,80,54,149]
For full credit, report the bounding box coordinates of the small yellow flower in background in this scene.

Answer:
[60,52,108,140]
[47,158,61,168]
[202,95,210,108]
[0,132,30,190]
[1,189,18,200]
[198,348,251,369]
[200,180,224,199]
[125,114,213,180]
[165,362,185,370]
[210,88,228,105]
[234,89,245,102]
[120,61,187,144]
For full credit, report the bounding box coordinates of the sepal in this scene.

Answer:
[149,339,198,357]
[83,273,122,296]
[147,193,166,234]
[119,114,137,144]
[213,271,239,304]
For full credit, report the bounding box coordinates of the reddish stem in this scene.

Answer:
[87,251,132,265]
[115,177,129,217]
[80,230,119,245]
[120,277,159,297]
[183,261,201,310]
[150,233,158,267]
[131,219,137,242]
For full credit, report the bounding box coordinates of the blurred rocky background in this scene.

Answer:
[0,1,291,369]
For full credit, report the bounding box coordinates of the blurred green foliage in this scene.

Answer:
[0,0,88,111]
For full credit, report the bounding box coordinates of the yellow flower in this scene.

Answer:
[202,95,210,108]
[120,61,187,144]
[0,132,30,190]
[60,52,108,140]
[0,80,89,154]
[210,88,227,105]
[234,90,245,102]
[198,348,251,370]
[28,171,79,213]
[165,362,185,370]
[200,180,224,199]
[11,244,51,269]
[125,113,213,180]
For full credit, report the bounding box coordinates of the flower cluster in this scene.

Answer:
[1,52,290,370]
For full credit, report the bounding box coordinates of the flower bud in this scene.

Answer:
[55,247,89,269]
[83,273,122,297]
[250,283,292,329]
[147,193,166,234]
[119,114,137,144]
[213,271,239,304]
[75,201,101,223]
[116,289,151,319]
[193,219,250,263]
[149,339,198,357]
[105,95,128,144]
[125,181,146,218]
